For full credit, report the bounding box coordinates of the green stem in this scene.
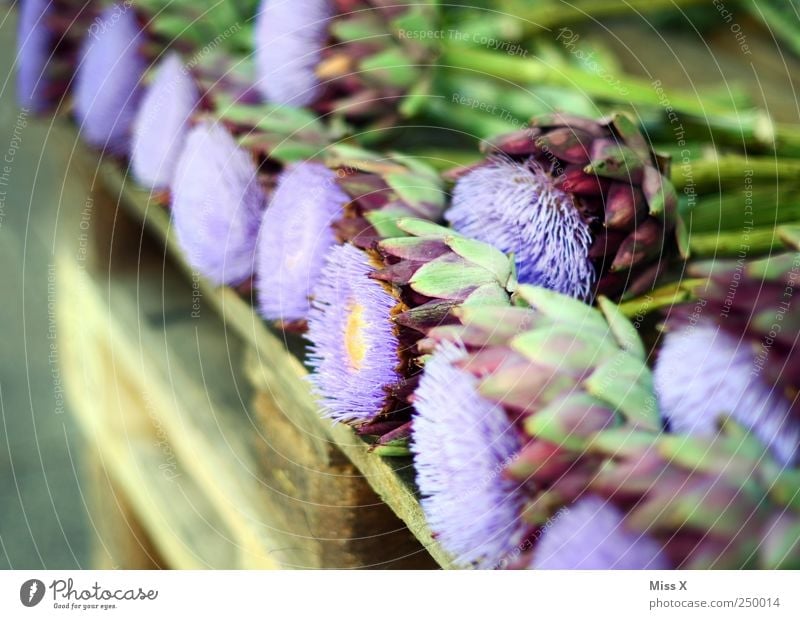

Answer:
[440,44,737,120]
[671,155,800,193]
[747,0,800,57]
[502,0,714,32]
[617,278,705,318]
[688,226,788,257]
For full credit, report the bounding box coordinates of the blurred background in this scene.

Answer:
[1,0,799,569]
[0,5,90,568]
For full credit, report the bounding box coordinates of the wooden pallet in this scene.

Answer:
[57,135,454,569]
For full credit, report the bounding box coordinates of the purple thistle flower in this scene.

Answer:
[16,0,55,112]
[73,5,146,155]
[533,496,670,569]
[446,157,595,299]
[254,0,332,106]
[256,162,350,322]
[306,243,402,423]
[412,343,527,569]
[131,52,199,190]
[654,322,799,466]
[171,122,267,286]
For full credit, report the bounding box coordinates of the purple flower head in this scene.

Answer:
[74,5,146,155]
[655,322,799,466]
[17,0,55,112]
[131,53,199,190]
[257,162,350,322]
[533,496,670,569]
[447,157,595,299]
[306,243,402,423]
[254,0,332,106]
[172,122,267,286]
[412,343,527,569]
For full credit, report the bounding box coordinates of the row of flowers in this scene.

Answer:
[17,0,800,569]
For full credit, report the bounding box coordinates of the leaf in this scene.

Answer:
[515,285,608,332]
[409,254,493,300]
[596,296,646,360]
[585,352,660,431]
[446,236,513,285]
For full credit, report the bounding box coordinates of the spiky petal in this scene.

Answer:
[131,53,199,190]
[447,157,595,299]
[254,0,331,106]
[655,322,799,466]
[172,122,267,286]
[533,496,670,569]
[256,162,350,322]
[306,243,402,423]
[73,5,146,154]
[412,342,527,569]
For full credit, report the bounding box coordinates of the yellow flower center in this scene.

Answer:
[344,301,367,371]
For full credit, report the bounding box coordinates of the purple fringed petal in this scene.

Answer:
[131,53,199,190]
[172,122,267,286]
[254,0,331,106]
[447,157,595,300]
[73,5,146,155]
[655,322,799,466]
[412,343,526,569]
[533,496,670,569]
[257,162,349,322]
[16,0,54,112]
[306,243,402,423]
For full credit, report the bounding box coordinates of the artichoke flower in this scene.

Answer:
[413,285,660,567]
[587,420,800,569]
[171,122,268,287]
[656,253,800,465]
[531,495,669,570]
[16,0,98,113]
[446,112,679,300]
[305,219,516,439]
[256,147,446,325]
[254,0,439,119]
[73,4,148,155]
[131,53,200,191]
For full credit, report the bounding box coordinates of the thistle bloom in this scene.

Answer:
[131,53,199,190]
[532,496,670,569]
[446,113,678,300]
[655,322,799,466]
[412,342,527,569]
[447,157,595,299]
[16,0,54,112]
[256,162,349,322]
[73,5,146,154]
[172,122,267,286]
[254,0,332,106]
[306,243,402,423]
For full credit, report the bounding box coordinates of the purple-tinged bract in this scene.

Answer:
[306,243,402,423]
[655,322,799,466]
[533,495,670,569]
[254,0,331,106]
[172,122,267,286]
[257,162,349,322]
[447,157,595,299]
[131,53,199,190]
[73,5,146,154]
[16,0,53,112]
[412,343,527,569]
